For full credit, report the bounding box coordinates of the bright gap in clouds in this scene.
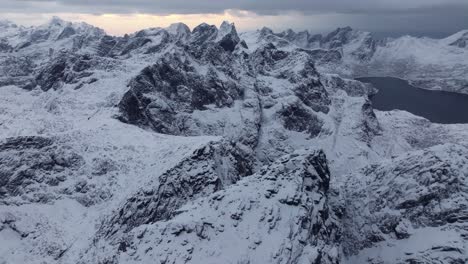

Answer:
[1,10,345,36]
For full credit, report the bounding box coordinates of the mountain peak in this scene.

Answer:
[218,21,237,39]
[0,19,17,28]
[260,26,274,36]
[49,16,67,27]
[165,23,190,40]
[190,23,218,44]
[217,21,240,52]
[194,22,216,30]
[220,21,234,29]
[326,26,353,37]
[444,29,468,48]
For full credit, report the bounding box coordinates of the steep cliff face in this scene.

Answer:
[98,140,254,240]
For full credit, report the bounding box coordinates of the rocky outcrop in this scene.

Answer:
[35,54,90,90]
[0,136,83,204]
[85,150,341,264]
[118,53,244,134]
[293,78,331,113]
[276,29,322,49]
[342,144,468,263]
[321,74,376,97]
[0,56,36,89]
[99,140,254,239]
[322,27,354,49]
[217,21,241,52]
[278,101,324,137]
[34,53,118,90]
[449,31,468,48]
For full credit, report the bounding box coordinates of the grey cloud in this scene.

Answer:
[4,0,468,15]
[1,0,467,37]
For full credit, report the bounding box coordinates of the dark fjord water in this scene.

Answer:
[357,77,468,124]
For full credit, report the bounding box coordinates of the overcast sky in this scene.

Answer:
[1,0,467,37]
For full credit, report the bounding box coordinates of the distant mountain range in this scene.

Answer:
[1,17,467,93]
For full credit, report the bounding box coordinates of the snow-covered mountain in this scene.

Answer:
[242,27,468,94]
[0,18,467,264]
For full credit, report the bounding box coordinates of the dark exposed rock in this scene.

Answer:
[2,56,35,77]
[0,40,13,52]
[449,32,468,48]
[57,26,76,40]
[35,57,67,90]
[321,27,354,49]
[34,53,107,91]
[88,150,341,264]
[29,29,51,44]
[323,75,377,97]
[301,48,343,65]
[100,140,254,238]
[0,136,53,151]
[359,100,382,143]
[96,35,118,56]
[249,43,288,74]
[120,37,153,55]
[118,54,243,134]
[294,79,331,113]
[0,136,83,203]
[279,101,323,137]
[189,23,218,46]
[275,29,323,49]
[451,38,467,48]
[217,21,241,52]
[342,144,468,259]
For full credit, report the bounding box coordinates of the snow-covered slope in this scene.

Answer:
[85,150,341,264]
[1,17,467,264]
[344,143,468,264]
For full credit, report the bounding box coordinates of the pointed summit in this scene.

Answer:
[260,27,274,36]
[281,29,297,39]
[217,21,240,52]
[218,21,236,37]
[322,26,354,49]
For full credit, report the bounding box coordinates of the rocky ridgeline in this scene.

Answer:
[99,140,254,239]
[84,150,342,264]
[243,26,468,94]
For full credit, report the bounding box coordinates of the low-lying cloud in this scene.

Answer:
[1,0,468,37]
